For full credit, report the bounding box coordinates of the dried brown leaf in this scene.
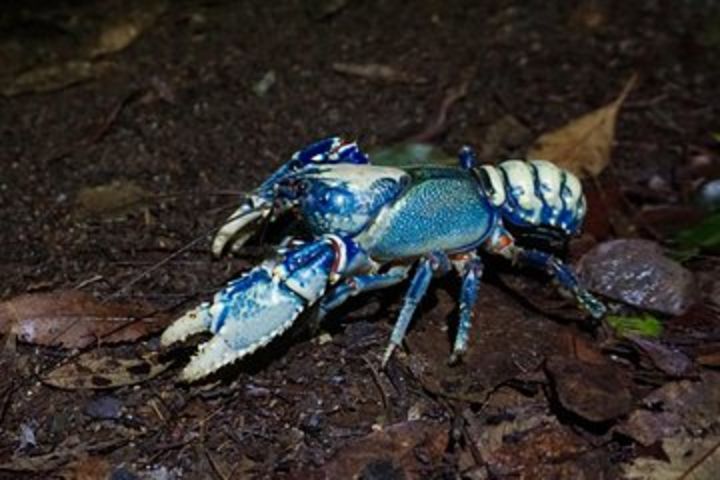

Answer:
[528,75,637,178]
[624,436,720,480]
[546,355,632,423]
[74,180,150,218]
[0,290,170,349]
[332,62,427,84]
[0,438,125,473]
[62,456,111,480]
[324,421,448,479]
[88,1,167,58]
[2,60,112,97]
[43,350,172,390]
[697,351,720,367]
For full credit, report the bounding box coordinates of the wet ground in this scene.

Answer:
[1,1,719,479]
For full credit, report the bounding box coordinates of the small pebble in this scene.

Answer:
[85,395,122,420]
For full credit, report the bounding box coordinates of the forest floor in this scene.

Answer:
[1,1,719,479]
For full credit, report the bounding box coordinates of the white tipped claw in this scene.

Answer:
[212,197,272,257]
[161,304,211,347]
[180,335,244,382]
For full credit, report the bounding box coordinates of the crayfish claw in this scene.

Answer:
[181,335,248,382]
[160,304,211,346]
[212,195,273,257]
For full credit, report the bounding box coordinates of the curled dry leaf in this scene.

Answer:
[0,290,170,349]
[43,351,172,390]
[527,75,637,178]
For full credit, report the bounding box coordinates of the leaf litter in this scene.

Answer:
[0,290,170,349]
[528,74,637,178]
[43,351,173,390]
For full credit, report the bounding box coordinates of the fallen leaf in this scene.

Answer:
[578,239,697,315]
[674,212,720,255]
[88,1,167,58]
[62,456,111,480]
[0,290,170,349]
[43,350,172,390]
[697,351,720,367]
[629,337,693,377]
[607,314,663,338]
[74,180,151,218]
[2,60,113,97]
[545,355,632,423]
[0,0,167,97]
[0,438,125,473]
[463,391,610,479]
[485,420,589,478]
[616,373,720,446]
[332,62,427,84]
[527,75,637,178]
[405,286,568,400]
[624,436,720,480]
[323,421,448,480]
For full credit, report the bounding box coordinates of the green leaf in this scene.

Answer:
[673,212,720,254]
[369,143,456,168]
[607,313,663,338]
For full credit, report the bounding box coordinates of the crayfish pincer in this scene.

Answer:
[161,137,605,381]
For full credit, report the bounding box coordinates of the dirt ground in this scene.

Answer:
[1,1,719,479]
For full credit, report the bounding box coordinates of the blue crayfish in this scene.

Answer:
[162,137,606,381]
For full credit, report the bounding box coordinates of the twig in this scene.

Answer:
[407,69,475,143]
[363,355,392,423]
[0,381,15,426]
[205,448,230,480]
[45,89,145,165]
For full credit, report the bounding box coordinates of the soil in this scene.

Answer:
[1,1,719,479]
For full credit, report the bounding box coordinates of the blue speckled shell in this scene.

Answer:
[362,167,497,260]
